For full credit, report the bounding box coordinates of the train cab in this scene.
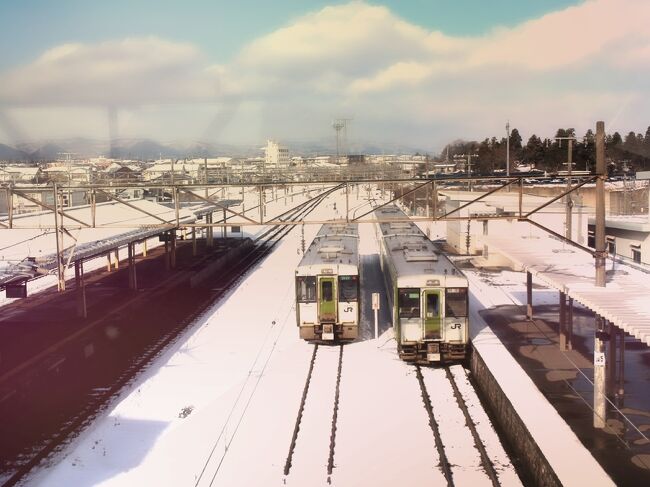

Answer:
[295,224,360,343]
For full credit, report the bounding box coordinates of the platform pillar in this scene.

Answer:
[594,316,607,428]
[170,230,177,269]
[618,327,625,399]
[143,238,148,257]
[559,291,568,351]
[567,297,573,350]
[223,207,227,238]
[207,212,214,248]
[75,260,87,318]
[164,240,170,271]
[607,321,617,396]
[128,242,137,290]
[113,249,119,270]
[192,227,197,256]
[106,253,112,272]
[526,272,533,320]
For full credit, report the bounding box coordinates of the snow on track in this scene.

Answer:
[448,365,522,486]
[333,336,446,486]
[421,367,493,486]
[285,345,341,484]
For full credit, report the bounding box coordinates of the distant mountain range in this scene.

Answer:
[0,138,435,161]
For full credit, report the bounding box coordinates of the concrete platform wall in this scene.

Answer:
[470,347,562,487]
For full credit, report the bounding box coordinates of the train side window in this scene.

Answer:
[296,276,316,302]
[338,275,358,302]
[398,288,420,318]
[322,280,333,301]
[445,288,468,318]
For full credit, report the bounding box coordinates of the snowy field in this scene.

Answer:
[25,187,525,487]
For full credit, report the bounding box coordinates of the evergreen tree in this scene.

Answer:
[624,131,638,152]
[509,128,523,150]
[644,126,650,158]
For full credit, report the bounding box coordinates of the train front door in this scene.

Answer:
[423,289,442,339]
[319,277,337,324]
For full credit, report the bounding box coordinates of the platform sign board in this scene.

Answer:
[636,171,650,180]
[372,293,380,310]
[594,351,606,367]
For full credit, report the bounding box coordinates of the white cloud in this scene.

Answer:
[1,0,649,148]
[0,37,221,105]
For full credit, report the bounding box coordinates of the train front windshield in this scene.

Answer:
[398,288,420,318]
[445,288,468,317]
[338,275,358,302]
[296,276,317,302]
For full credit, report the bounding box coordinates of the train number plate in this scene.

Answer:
[427,353,441,362]
[323,325,334,340]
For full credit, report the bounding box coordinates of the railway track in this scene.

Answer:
[1,185,337,487]
[415,364,518,487]
[284,344,345,483]
[415,365,454,486]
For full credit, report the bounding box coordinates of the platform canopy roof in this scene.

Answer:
[0,199,196,287]
[488,232,650,346]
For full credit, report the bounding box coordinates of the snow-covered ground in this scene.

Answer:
[26,187,528,487]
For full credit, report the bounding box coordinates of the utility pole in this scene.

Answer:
[506,121,510,179]
[506,122,511,192]
[466,153,477,191]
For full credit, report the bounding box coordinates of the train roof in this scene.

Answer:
[375,206,467,284]
[296,223,359,271]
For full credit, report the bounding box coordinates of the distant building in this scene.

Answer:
[347,154,365,165]
[264,140,289,171]
[588,216,650,265]
[0,166,41,183]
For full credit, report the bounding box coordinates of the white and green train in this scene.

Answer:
[295,223,360,342]
[376,206,469,363]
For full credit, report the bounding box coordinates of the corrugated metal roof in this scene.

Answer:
[488,233,650,346]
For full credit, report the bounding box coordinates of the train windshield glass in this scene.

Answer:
[338,275,358,301]
[296,276,316,302]
[445,288,468,317]
[398,288,420,318]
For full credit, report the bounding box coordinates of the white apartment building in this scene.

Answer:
[264,139,290,170]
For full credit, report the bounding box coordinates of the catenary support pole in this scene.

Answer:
[593,121,607,429]
[595,121,606,287]
[53,184,65,291]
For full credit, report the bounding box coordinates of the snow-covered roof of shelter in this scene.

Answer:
[0,199,196,286]
[192,200,244,218]
[488,231,650,346]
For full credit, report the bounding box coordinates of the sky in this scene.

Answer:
[0,0,648,152]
